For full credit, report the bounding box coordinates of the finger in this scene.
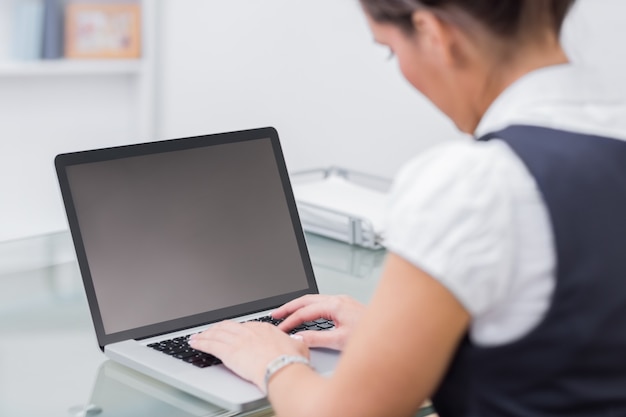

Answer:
[277,303,334,332]
[297,329,344,350]
[191,321,242,342]
[189,322,255,356]
[242,321,284,336]
[272,294,323,319]
[290,333,304,342]
[188,336,230,356]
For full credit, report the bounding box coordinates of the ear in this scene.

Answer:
[411,10,458,67]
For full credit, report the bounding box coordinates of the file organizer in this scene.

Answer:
[305,232,386,279]
[291,167,391,250]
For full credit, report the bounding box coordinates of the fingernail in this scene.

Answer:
[290,334,303,341]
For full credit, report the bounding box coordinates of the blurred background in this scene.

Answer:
[0,2,624,415]
[0,0,625,247]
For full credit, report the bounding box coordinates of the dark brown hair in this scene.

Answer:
[360,0,576,39]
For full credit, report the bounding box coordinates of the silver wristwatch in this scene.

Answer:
[264,355,312,393]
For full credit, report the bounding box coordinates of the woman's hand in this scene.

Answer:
[189,320,309,391]
[272,294,366,351]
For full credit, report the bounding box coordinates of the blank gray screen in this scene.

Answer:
[66,138,309,335]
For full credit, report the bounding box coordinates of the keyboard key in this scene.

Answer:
[146,315,333,370]
[173,350,199,359]
[193,361,212,368]
[165,346,190,355]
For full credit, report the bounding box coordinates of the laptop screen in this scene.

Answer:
[56,128,317,347]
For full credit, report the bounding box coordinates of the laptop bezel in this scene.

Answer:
[55,127,319,350]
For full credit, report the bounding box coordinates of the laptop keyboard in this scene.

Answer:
[147,316,335,368]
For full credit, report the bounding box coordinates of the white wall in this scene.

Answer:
[0,76,140,241]
[158,0,626,179]
[157,0,463,179]
[562,0,626,75]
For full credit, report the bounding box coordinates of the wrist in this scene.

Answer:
[264,355,312,394]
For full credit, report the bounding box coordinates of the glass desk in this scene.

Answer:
[0,232,433,417]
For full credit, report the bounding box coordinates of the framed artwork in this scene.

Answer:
[65,3,141,59]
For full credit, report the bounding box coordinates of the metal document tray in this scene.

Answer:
[290,167,391,250]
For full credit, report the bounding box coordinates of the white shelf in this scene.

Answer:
[0,0,159,241]
[0,59,144,76]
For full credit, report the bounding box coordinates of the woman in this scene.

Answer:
[190,1,626,415]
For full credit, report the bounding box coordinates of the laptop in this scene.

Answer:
[55,127,340,412]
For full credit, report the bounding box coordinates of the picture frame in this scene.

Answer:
[64,3,141,59]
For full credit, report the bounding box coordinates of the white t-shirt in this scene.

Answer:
[385,64,626,346]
